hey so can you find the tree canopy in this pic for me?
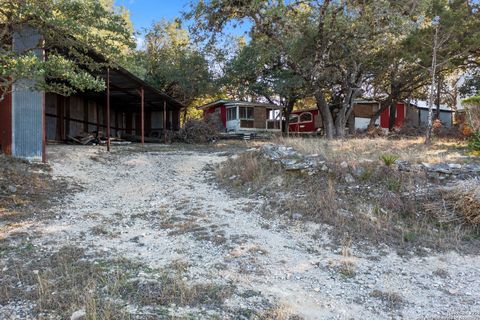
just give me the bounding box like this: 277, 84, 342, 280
0, 0, 135, 101
187, 0, 480, 138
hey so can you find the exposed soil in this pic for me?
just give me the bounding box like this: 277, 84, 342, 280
1, 143, 480, 319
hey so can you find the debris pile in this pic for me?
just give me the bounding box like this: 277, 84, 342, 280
68, 131, 131, 145
174, 119, 218, 144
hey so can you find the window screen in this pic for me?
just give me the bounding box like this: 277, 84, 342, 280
239, 106, 254, 119
226, 107, 237, 121
299, 112, 313, 122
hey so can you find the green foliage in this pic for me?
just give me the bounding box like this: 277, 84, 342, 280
187, 0, 480, 138
386, 179, 402, 193
380, 154, 400, 167
468, 131, 480, 153
403, 230, 417, 242
143, 20, 214, 118
0, 0, 135, 99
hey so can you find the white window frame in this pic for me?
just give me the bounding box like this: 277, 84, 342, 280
239, 106, 254, 120
298, 112, 313, 123
226, 107, 237, 121
289, 114, 299, 124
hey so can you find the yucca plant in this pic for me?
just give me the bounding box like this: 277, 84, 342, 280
380, 154, 399, 167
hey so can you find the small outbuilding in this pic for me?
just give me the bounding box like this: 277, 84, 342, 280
198, 99, 283, 134
0, 26, 184, 161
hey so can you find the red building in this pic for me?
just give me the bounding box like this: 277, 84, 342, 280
288, 101, 412, 134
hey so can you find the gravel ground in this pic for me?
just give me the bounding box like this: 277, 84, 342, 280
1, 143, 480, 319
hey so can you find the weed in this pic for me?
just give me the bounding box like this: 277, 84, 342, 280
370, 289, 405, 309
403, 230, 417, 242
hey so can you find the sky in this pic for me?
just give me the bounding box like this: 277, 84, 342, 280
114, 0, 251, 49
114, 0, 192, 32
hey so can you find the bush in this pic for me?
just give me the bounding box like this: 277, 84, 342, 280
174, 119, 218, 144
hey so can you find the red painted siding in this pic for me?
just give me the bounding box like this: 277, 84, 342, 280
289, 109, 319, 133
380, 103, 406, 129
0, 89, 12, 155
203, 104, 227, 127
395, 103, 405, 127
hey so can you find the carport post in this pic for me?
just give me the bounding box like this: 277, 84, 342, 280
141, 86, 145, 146
106, 68, 111, 152
163, 100, 167, 144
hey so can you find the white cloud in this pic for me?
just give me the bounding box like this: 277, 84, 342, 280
135, 36, 145, 50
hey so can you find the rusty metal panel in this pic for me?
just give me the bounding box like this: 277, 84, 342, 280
0, 89, 13, 155
11, 25, 44, 159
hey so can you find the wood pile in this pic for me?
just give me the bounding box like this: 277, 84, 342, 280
67, 131, 131, 145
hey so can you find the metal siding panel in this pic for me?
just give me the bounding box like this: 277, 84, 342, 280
12, 25, 44, 159
439, 112, 452, 128
12, 79, 43, 158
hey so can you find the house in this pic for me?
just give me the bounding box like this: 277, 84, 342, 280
412, 101, 454, 128
0, 26, 184, 161
288, 100, 453, 134
197, 99, 283, 134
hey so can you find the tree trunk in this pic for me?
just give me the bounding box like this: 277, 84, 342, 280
315, 91, 334, 139
283, 98, 296, 136
425, 25, 439, 145
388, 99, 397, 131
435, 75, 442, 120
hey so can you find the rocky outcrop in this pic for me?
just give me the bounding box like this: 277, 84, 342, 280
260, 144, 327, 174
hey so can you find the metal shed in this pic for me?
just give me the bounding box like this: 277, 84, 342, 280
0, 27, 184, 162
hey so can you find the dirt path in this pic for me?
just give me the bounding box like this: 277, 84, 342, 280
7, 144, 480, 319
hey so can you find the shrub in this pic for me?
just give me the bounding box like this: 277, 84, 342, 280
468, 130, 480, 152
380, 154, 399, 166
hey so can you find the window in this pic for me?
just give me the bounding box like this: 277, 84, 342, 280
289, 114, 299, 124
299, 112, 313, 123
239, 106, 254, 119
226, 107, 237, 121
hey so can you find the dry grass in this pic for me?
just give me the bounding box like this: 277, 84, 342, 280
0, 155, 73, 225
0, 244, 234, 319
425, 178, 480, 226
276, 137, 471, 164
216, 144, 480, 253
370, 289, 405, 309
216, 151, 283, 188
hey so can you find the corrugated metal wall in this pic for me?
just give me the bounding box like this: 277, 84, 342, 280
12, 25, 44, 159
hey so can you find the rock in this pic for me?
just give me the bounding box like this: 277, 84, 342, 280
448, 163, 462, 170
345, 173, 355, 184
340, 161, 349, 169
292, 213, 303, 220
7, 185, 17, 193
352, 166, 366, 178
396, 160, 411, 172
432, 163, 451, 174
70, 309, 86, 320
320, 165, 328, 171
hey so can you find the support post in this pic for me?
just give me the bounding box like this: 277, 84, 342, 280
42, 92, 46, 163
141, 86, 144, 145
163, 100, 167, 144
106, 68, 111, 152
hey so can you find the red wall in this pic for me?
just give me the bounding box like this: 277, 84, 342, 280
0, 90, 12, 155
289, 109, 319, 133
203, 104, 227, 127
380, 103, 406, 129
